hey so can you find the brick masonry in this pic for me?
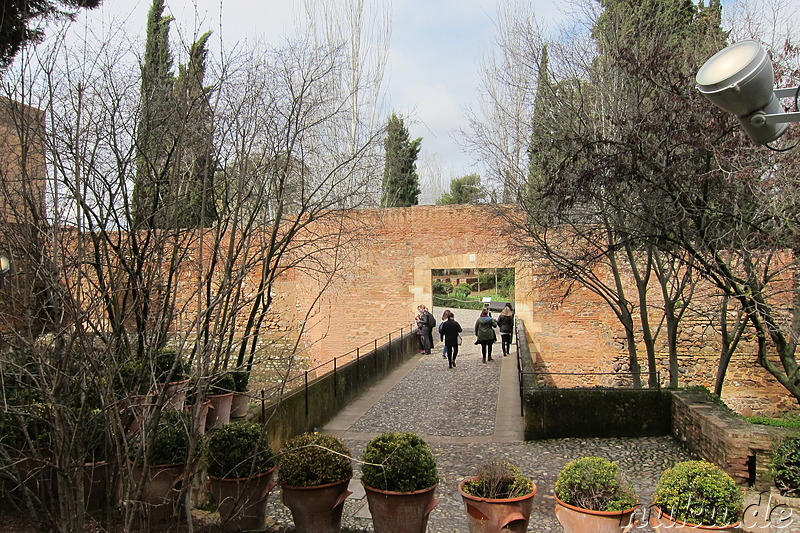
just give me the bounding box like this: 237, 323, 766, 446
284, 205, 796, 418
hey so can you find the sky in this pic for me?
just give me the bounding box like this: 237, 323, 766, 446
62, 0, 573, 203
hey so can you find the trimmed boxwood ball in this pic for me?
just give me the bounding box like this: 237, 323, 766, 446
461, 460, 535, 499
209, 372, 236, 395
361, 432, 438, 493
206, 421, 274, 479
277, 432, 353, 487
772, 436, 800, 497
130, 410, 192, 466
555, 456, 637, 512
653, 460, 743, 526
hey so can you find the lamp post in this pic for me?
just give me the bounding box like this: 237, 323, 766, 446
696, 40, 800, 146
0, 255, 9, 288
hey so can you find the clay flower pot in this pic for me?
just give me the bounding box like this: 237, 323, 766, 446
208, 468, 276, 532
281, 478, 352, 533
205, 392, 234, 430
649, 505, 741, 532
458, 477, 537, 533
230, 391, 249, 418
554, 494, 639, 533
363, 482, 439, 533
131, 463, 185, 520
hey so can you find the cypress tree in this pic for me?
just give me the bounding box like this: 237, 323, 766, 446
133, 0, 176, 228
381, 113, 421, 207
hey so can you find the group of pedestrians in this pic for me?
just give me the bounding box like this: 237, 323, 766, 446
415, 303, 515, 368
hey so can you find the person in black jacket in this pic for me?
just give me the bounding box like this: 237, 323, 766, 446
416, 305, 434, 354
439, 310, 463, 368
497, 303, 514, 356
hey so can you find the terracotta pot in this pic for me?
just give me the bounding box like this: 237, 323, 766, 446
230, 391, 249, 418
362, 482, 439, 533
131, 463, 185, 520
183, 400, 211, 435
649, 505, 741, 531
122, 394, 151, 434
554, 494, 639, 533
83, 460, 120, 515
458, 478, 537, 533
281, 478, 352, 533
155, 378, 190, 411
208, 468, 276, 532
205, 392, 234, 431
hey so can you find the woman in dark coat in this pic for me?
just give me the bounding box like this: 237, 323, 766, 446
497, 303, 514, 357
474, 308, 498, 363
439, 310, 462, 368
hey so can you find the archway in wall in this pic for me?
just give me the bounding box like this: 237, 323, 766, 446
431, 267, 515, 311
410, 253, 537, 339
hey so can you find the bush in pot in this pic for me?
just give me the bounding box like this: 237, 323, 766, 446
129, 410, 194, 520
553, 456, 638, 532
277, 432, 353, 533
205, 420, 275, 531
205, 372, 236, 430
360, 432, 439, 533
229, 369, 250, 418
771, 435, 800, 497
458, 460, 537, 533
651, 460, 743, 530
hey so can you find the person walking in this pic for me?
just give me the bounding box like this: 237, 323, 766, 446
474, 308, 498, 363
439, 310, 463, 368
438, 309, 451, 359
416, 304, 434, 355
497, 303, 514, 357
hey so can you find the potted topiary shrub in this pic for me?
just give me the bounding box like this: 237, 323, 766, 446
129, 410, 194, 521
277, 432, 354, 533
205, 420, 275, 532
360, 432, 439, 533
458, 459, 537, 533
205, 372, 236, 431
650, 460, 743, 531
553, 456, 639, 533
152, 349, 190, 410
229, 369, 250, 419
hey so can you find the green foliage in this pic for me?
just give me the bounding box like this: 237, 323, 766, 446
277, 432, 353, 487
141, 410, 192, 466
154, 349, 188, 382
84, 409, 107, 463
455, 283, 472, 297
435, 174, 486, 205
432, 279, 454, 295
209, 372, 236, 395
555, 456, 637, 512
0, 380, 50, 450
748, 415, 800, 429
230, 369, 250, 393
496, 269, 515, 299
381, 113, 422, 208
771, 436, 800, 497
653, 460, 742, 526
206, 421, 274, 479
461, 460, 535, 500
361, 432, 438, 492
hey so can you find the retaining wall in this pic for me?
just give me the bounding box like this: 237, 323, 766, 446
256, 330, 419, 450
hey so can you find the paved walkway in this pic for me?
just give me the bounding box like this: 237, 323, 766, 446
264, 307, 768, 532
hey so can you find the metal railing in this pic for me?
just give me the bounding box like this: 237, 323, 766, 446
256, 326, 414, 413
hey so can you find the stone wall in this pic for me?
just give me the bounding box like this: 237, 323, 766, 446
671, 390, 789, 488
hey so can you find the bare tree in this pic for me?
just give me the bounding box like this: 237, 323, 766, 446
0, 12, 380, 531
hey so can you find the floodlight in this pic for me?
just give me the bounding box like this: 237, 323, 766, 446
0, 255, 9, 288
696, 40, 800, 146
